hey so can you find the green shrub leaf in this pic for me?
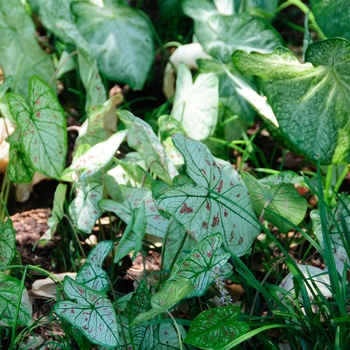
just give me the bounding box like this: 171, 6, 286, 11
7, 76, 67, 179
55, 276, 119, 347
152, 134, 259, 256
0, 219, 16, 271
76, 241, 114, 292
233, 40, 350, 164
72, 0, 154, 89
183, 306, 248, 349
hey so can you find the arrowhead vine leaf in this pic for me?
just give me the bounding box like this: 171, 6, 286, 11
76, 241, 114, 292
183, 306, 248, 349
7, 75, 67, 179
55, 276, 119, 347
152, 134, 260, 256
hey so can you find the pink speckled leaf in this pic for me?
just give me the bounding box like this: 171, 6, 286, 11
152, 134, 259, 256
55, 276, 119, 347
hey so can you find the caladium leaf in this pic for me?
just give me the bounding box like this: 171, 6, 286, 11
152, 134, 260, 257
55, 276, 119, 347
7, 76, 67, 179
70, 130, 128, 181
128, 280, 159, 350
242, 172, 307, 232
69, 181, 102, 233
0, 273, 32, 327
233, 39, 350, 164
6, 128, 35, 183
183, 306, 248, 349
0, 219, 16, 271
171, 63, 219, 140
311, 194, 350, 271
118, 110, 178, 184
155, 323, 187, 349
72, 0, 154, 89
76, 241, 114, 292
310, 0, 350, 40
182, 0, 283, 62
114, 201, 146, 263
0, 0, 55, 97
41, 183, 67, 243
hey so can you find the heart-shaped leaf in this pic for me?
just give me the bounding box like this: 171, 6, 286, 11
0, 0, 54, 97
69, 181, 102, 233
6, 128, 35, 183
7, 76, 67, 179
242, 172, 307, 232
310, 0, 350, 40
156, 323, 188, 349
72, 0, 154, 89
118, 110, 178, 184
40, 183, 67, 243
70, 130, 128, 181
171, 63, 219, 140
152, 134, 260, 257
0, 273, 32, 327
233, 39, 350, 164
0, 219, 16, 271
183, 306, 248, 349
76, 241, 114, 292
55, 276, 119, 347
114, 201, 146, 263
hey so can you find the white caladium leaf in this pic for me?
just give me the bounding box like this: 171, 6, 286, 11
171, 63, 219, 140
72, 0, 154, 89
152, 134, 260, 257
0, 219, 16, 271
76, 241, 114, 292
118, 110, 178, 184
55, 276, 119, 347
69, 181, 102, 233
114, 201, 146, 263
311, 194, 350, 273
0, 273, 32, 327
233, 39, 350, 164
41, 184, 67, 243
0, 0, 54, 97
7, 76, 67, 179
183, 306, 248, 349
242, 172, 307, 232
100, 186, 169, 238
70, 130, 127, 181
155, 323, 187, 350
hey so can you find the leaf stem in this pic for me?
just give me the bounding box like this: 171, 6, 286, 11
165, 309, 183, 350
49, 50, 78, 87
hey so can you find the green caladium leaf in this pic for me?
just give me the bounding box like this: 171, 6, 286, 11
152, 134, 260, 257
259, 171, 304, 186
183, 306, 248, 349
40, 184, 67, 243
310, 0, 350, 40
182, 0, 283, 62
0, 273, 32, 327
69, 181, 102, 233
114, 201, 146, 263
70, 130, 128, 181
242, 172, 307, 232
76, 241, 114, 292
0, 0, 55, 97
29, 0, 107, 109
6, 128, 35, 183
76, 94, 123, 147
72, 0, 154, 89
171, 63, 219, 140
245, 0, 279, 18
54, 276, 119, 347
197, 59, 255, 124
128, 280, 159, 349
311, 194, 350, 269
118, 110, 178, 184
132, 278, 194, 325
233, 39, 350, 164
155, 323, 187, 349
0, 219, 16, 271
7, 76, 67, 179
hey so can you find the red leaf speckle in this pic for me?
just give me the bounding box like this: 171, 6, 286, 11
180, 202, 193, 214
